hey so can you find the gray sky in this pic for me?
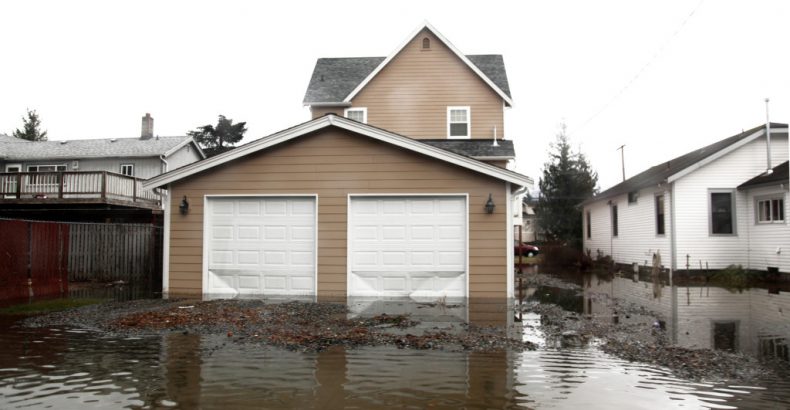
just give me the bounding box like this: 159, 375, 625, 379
1, 0, 787, 190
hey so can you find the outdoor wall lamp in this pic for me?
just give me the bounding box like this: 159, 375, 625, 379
179, 196, 189, 215
484, 194, 495, 214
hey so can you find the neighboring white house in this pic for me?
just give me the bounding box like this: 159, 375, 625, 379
582, 123, 789, 274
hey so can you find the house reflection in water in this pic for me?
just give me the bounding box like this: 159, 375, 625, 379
583, 274, 790, 360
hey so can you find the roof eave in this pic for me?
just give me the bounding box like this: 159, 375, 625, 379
303, 102, 353, 108
144, 115, 533, 190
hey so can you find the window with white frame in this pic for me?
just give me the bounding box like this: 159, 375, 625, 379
28, 165, 66, 172
757, 196, 784, 223
710, 190, 736, 235
344, 107, 367, 123
120, 164, 135, 177
447, 106, 470, 138
655, 194, 665, 235
611, 204, 618, 237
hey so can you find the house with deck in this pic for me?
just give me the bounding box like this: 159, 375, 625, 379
582, 123, 789, 276
0, 114, 204, 222
144, 22, 533, 300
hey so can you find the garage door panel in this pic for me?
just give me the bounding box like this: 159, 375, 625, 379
349, 196, 467, 297
206, 197, 316, 296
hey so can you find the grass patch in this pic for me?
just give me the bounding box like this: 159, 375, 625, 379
0, 298, 105, 316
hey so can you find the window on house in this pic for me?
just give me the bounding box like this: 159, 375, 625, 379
447, 106, 470, 138
120, 164, 135, 177
628, 191, 638, 204
586, 210, 591, 239
422, 37, 430, 49
710, 191, 735, 234
611, 204, 618, 237
344, 107, 367, 123
757, 197, 784, 223
28, 165, 66, 172
655, 194, 665, 235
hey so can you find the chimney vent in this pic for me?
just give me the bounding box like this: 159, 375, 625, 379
141, 113, 154, 140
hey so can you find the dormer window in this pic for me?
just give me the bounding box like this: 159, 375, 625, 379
447, 106, 470, 139
422, 37, 430, 49
344, 107, 367, 123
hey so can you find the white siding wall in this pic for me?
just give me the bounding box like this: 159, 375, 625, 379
167, 143, 202, 171
673, 134, 788, 270
744, 185, 790, 272
583, 185, 671, 268
17, 157, 162, 179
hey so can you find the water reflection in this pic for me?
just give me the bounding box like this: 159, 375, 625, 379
582, 273, 790, 359
0, 289, 789, 408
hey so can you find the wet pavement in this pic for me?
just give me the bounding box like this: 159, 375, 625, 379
1, 273, 789, 409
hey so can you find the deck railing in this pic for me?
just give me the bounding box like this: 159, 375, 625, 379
0, 171, 160, 205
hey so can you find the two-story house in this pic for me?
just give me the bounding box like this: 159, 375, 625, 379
144, 22, 533, 300
0, 113, 204, 222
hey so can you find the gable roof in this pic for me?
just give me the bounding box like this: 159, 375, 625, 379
581, 123, 788, 206
0, 134, 25, 143
738, 160, 789, 190
303, 22, 512, 106
0, 135, 204, 161
144, 114, 533, 190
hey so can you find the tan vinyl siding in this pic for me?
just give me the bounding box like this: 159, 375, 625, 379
334, 29, 505, 139
167, 127, 508, 298
310, 106, 343, 118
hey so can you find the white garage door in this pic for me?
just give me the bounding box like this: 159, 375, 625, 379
348, 196, 467, 298
205, 197, 316, 296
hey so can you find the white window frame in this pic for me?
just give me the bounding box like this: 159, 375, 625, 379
120, 163, 135, 177
447, 106, 471, 139
5, 163, 22, 173
344, 107, 367, 124
27, 164, 66, 172
709, 189, 737, 236
655, 193, 666, 236
755, 194, 785, 224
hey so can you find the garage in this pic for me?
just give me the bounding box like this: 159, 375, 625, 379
204, 196, 316, 296
348, 196, 467, 298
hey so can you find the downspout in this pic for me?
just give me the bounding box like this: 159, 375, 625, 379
669, 180, 678, 344
160, 154, 169, 174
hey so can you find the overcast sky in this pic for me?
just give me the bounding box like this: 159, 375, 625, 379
1, 0, 787, 190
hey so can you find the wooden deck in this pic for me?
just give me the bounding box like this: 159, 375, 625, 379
0, 171, 161, 209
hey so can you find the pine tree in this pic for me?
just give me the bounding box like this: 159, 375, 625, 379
13, 109, 48, 141
537, 124, 598, 248
187, 115, 247, 157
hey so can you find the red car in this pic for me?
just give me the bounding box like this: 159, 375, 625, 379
514, 242, 540, 257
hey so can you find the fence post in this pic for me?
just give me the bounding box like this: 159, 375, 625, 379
58, 172, 65, 198
101, 172, 107, 199
133, 178, 137, 202
15, 173, 22, 198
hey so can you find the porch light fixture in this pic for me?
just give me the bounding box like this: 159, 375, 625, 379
484, 194, 495, 214
179, 196, 189, 215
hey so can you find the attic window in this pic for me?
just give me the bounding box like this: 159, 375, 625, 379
628, 191, 638, 204
422, 37, 430, 49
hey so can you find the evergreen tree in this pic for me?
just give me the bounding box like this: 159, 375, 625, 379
537, 124, 598, 248
13, 109, 48, 141
187, 115, 247, 157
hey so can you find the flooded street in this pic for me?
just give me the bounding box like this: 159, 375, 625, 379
1, 274, 789, 409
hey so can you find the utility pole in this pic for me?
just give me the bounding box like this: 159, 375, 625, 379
617, 144, 626, 181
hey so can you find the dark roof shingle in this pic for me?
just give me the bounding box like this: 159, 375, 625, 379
0, 136, 193, 161
738, 161, 789, 189
421, 139, 514, 159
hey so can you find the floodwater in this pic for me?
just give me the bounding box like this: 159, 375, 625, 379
0, 275, 789, 409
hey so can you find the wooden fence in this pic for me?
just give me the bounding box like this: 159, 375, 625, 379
0, 219, 162, 301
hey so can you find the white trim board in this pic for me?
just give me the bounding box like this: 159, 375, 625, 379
144, 115, 533, 190
343, 21, 513, 107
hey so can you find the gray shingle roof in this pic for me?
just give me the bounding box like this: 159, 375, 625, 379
581, 123, 787, 206
738, 160, 789, 189
303, 54, 511, 104
0, 136, 192, 161
421, 139, 515, 159
0, 134, 27, 143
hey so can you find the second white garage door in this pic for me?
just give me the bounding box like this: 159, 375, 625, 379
348, 196, 467, 298
204, 196, 316, 296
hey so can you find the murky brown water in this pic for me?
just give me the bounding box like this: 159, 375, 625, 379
1, 276, 790, 409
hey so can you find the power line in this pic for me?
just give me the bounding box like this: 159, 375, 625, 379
568, 0, 705, 137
